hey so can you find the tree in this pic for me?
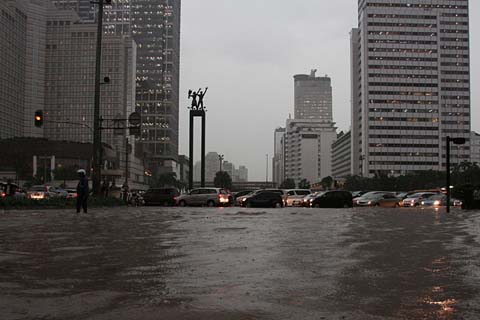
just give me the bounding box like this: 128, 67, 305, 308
280, 178, 295, 189
298, 179, 310, 189
320, 176, 333, 190
214, 171, 232, 189
155, 172, 184, 189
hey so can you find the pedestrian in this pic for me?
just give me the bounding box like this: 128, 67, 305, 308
76, 169, 89, 214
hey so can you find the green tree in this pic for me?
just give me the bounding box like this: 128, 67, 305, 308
155, 172, 184, 189
320, 176, 333, 190
298, 179, 310, 189
280, 178, 296, 189
214, 171, 232, 189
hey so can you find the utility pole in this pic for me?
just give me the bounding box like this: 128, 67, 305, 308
92, 0, 108, 195
446, 136, 466, 213
125, 137, 129, 187
219, 154, 224, 172
265, 154, 268, 188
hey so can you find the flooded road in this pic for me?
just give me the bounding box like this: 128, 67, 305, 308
1, 207, 480, 319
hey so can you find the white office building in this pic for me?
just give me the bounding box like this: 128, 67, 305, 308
351, 0, 471, 177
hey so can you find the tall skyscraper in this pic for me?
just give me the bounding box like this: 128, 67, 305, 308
283, 71, 337, 184
272, 127, 285, 185
351, 0, 471, 177
0, 0, 27, 139
50, 0, 182, 176
294, 70, 333, 121
130, 1, 181, 175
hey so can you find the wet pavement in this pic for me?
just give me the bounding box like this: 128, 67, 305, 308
1, 206, 480, 320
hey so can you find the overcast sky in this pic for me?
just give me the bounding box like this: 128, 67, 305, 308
179, 0, 479, 181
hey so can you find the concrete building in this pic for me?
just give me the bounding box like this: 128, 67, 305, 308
0, 0, 27, 139
351, 0, 471, 177
294, 70, 333, 121
284, 118, 337, 184
471, 131, 480, 165
236, 165, 248, 182
130, 0, 181, 175
283, 71, 337, 184
332, 131, 352, 178
272, 127, 285, 186
22, 0, 48, 138
50, 0, 182, 177
43, 7, 145, 187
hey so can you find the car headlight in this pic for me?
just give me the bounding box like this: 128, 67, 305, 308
368, 201, 372, 205
433, 200, 441, 206
421, 201, 425, 205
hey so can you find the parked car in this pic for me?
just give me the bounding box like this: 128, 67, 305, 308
285, 189, 312, 206
353, 191, 389, 206
65, 188, 78, 199
53, 187, 68, 198
27, 185, 58, 200
356, 192, 400, 207
310, 191, 353, 208
241, 191, 284, 208
235, 191, 255, 206
420, 194, 462, 207
402, 192, 439, 207
233, 190, 255, 199
143, 188, 180, 206
176, 188, 230, 207
301, 192, 321, 207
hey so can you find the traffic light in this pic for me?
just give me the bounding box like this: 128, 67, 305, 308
34, 110, 43, 128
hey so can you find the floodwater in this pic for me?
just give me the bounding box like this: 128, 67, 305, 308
1, 206, 480, 319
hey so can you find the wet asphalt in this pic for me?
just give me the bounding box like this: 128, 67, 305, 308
1, 206, 480, 320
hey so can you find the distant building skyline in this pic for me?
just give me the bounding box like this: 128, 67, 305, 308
294, 70, 333, 122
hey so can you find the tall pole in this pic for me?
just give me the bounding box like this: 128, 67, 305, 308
189, 112, 194, 190
446, 136, 451, 213
201, 114, 206, 187
92, 0, 105, 195
266, 154, 268, 187
125, 137, 129, 186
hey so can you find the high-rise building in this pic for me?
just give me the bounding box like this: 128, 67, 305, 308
471, 131, 480, 165
351, 0, 471, 177
236, 165, 248, 182
0, 0, 27, 139
22, 0, 48, 138
49, 0, 182, 177
130, 1, 181, 175
294, 70, 333, 121
284, 71, 337, 184
272, 127, 285, 185
332, 131, 352, 178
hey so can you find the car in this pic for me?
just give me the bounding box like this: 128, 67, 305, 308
310, 190, 353, 208
176, 188, 230, 207
356, 192, 400, 207
402, 192, 439, 207
301, 192, 322, 207
353, 191, 389, 206
233, 190, 256, 199
420, 194, 462, 207
241, 191, 284, 208
53, 187, 68, 198
285, 189, 312, 206
143, 188, 180, 206
65, 188, 78, 199
27, 185, 58, 200
235, 191, 256, 206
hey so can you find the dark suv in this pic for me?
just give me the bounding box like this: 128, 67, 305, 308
143, 188, 180, 206
310, 191, 353, 208
242, 191, 284, 208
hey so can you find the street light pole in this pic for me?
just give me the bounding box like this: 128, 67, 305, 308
218, 154, 224, 172
446, 136, 466, 213
446, 136, 451, 213
266, 154, 268, 188
92, 0, 106, 196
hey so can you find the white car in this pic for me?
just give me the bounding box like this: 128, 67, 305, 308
285, 189, 312, 206
27, 185, 58, 200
